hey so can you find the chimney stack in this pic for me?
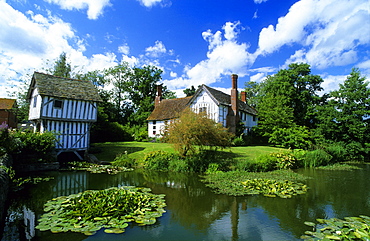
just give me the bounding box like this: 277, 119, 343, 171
155, 84, 163, 107
230, 74, 239, 133
240, 91, 247, 103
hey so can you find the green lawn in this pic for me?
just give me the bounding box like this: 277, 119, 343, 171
91, 142, 284, 162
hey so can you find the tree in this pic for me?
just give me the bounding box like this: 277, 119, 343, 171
163, 108, 233, 156
255, 63, 324, 137
316, 68, 370, 159
183, 86, 196, 97
50, 52, 72, 78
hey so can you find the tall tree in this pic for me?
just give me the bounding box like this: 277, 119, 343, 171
317, 68, 369, 159
51, 52, 72, 78
183, 86, 196, 97
256, 63, 324, 134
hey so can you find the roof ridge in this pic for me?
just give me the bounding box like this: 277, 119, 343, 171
34, 71, 87, 82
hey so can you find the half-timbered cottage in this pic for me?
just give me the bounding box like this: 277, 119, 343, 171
0, 98, 17, 128
147, 74, 258, 138
27, 72, 102, 159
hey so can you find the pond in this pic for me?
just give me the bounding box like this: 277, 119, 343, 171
1, 165, 369, 241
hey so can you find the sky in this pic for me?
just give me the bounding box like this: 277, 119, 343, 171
0, 0, 369, 98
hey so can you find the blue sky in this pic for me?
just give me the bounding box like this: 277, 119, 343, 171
1, 0, 369, 98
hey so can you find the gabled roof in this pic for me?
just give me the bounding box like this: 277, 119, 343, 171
190, 85, 258, 116
27, 72, 102, 102
0, 98, 17, 110
147, 96, 192, 121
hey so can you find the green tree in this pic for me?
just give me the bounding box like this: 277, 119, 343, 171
183, 86, 196, 97
255, 63, 324, 139
317, 68, 370, 160
51, 52, 72, 78
163, 108, 233, 156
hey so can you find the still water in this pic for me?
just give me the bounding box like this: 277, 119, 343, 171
2, 165, 369, 241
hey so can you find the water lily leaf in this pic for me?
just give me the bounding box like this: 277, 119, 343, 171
104, 228, 125, 234
83, 231, 97, 236
304, 222, 316, 227
324, 234, 341, 240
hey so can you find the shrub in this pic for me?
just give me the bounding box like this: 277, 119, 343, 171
268, 125, 312, 150
112, 151, 136, 168
272, 152, 298, 170
323, 143, 347, 163
91, 122, 132, 143
232, 135, 245, 146
303, 149, 332, 167
141, 150, 174, 171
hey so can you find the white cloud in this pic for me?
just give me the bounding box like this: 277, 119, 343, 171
44, 0, 111, 20
118, 44, 130, 55
145, 40, 167, 58
137, 0, 163, 7
319, 74, 347, 94
253, 0, 268, 3
257, 0, 370, 70
165, 21, 256, 90
0, 1, 119, 97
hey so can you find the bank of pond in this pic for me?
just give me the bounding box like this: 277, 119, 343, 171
1, 161, 369, 241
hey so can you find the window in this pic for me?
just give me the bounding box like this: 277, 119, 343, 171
33, 96, 37, 108
153, 126, 156, 129
54, 100, 63, 109
253, 116, 257, 122
153, 131, 156, 135
199, 107, 207, 113
153, 121, 156, 125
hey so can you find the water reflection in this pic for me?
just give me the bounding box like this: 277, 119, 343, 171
1, 165, 369, 241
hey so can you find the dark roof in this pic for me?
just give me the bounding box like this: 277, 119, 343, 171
147, 97, 192, 121
27, 72, 102, 102
190, 85, 258, 116
0, 98, 16, 110
147, 85, 257, 121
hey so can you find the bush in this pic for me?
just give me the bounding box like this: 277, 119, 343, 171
324, 143, 347, 163
91, 121, 132, 143
303, 149, 332, 167
141, 150, 174, 171
268, 125, 312, 150
112, 151, 136, 168
232, 135, 246, 146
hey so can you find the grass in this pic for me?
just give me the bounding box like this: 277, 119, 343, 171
91, 141, 284, 163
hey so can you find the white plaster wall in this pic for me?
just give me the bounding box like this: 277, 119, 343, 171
28, 88, 42, 120
148, 120, 166, 138
189, 90, 219, 124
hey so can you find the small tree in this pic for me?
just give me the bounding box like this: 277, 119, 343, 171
163, 108, 234, 156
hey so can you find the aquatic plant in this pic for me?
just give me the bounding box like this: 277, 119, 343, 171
241, 178, 308, 198
202, 169, 309, 197
36, 186, 166, 235
68, 161, 132, 174
302, 215, 370, 240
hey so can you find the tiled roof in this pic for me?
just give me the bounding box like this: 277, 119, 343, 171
147, 96, 192, 121
27, 72, 102, 102
0, 98, 16, 110
193, 85, 258, 116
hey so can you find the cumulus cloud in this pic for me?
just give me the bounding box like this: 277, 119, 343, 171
145, 41, 167, 58
257, 0, 370, 69
43, 0, 111, 20
253, 0, 268, 3
0, 1, 118, 97
165, 21, 256, 90
137, 0, 165, 7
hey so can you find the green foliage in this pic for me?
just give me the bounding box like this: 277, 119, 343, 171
323, 143, 347, 163
91, 121, 132, 143
316, 68, 369, 161
36, 186, 166, 235
241, 178, 308, 198
47, 52, 72, 78
141, 150, 175, 171
303, 149, 332, 168
164, 108, 233, 156
202, 169, 309, 196
302, 215, 370, 240
125, 124, 149, 142
232, 135, 246, 146
112, 151, 136, 168
183, 85, 197, 97
67, 161, 132, 174
1, 129, 56, 163
268, 125, 312, 149
255, 63, 324, 135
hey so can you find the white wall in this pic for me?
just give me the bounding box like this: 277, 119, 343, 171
28, 88, 42, 120
189, 90, 219, 124
148, 120, 166, 138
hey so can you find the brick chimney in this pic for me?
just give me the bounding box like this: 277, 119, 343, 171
230, 74, 239, 133
240, 91, 247, 103
155, 84, 163, 107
